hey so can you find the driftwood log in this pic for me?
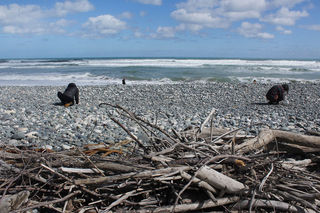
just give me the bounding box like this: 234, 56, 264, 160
0, 104, 319, 212
235, 129, 320, 153
196, 165, 246, 193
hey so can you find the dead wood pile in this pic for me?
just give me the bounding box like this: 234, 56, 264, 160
1, 103, 320, 213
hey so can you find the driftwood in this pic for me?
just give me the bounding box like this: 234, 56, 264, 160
60, 167, 104, 174
281, 159, 313, 171
74, 166, 192, 185
273, 142, 320, 154
196, 165, 246, 193
0, 104, 319, 212
0, 191, 29, 213
235, 129, 320, 153
95, 161, 140, 172
233, 199, 317, 213
142, 196, 240, 213
180, 171, 217, 194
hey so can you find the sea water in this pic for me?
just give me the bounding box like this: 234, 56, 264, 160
0, 58, 319, 86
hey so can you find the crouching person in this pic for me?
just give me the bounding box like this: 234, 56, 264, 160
266, 84, 289, 105
57, 83, 79, 107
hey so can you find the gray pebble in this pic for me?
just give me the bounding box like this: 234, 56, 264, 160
11, 132, 25, 140
0, 82, 319, 149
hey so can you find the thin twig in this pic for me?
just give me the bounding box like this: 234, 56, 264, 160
77, 148, 106, 176
249, 189, 256, 213
259, 163, 274, 192
212, 122, 262, 144
198, 108, 216, 134
101, 189, 137, 213
108, 115, 148, 153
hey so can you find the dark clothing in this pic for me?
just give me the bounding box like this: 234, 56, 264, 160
57, 83, 79, 105
266, 85, 286, 104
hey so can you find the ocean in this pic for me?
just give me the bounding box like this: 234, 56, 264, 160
0, 58, 320, 86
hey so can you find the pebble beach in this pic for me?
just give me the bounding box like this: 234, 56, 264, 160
1, 82, 320, 150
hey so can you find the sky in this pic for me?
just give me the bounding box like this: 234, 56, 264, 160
0, 0, 320, 59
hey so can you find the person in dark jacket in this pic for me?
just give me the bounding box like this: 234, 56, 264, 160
57, 83, 79, 107
266, 84, 289, 104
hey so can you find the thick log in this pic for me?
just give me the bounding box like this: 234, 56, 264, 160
196, 165, 246, 193
180, 171, 217, 194
267, 142, 320, 154
95, 162, 140, 172
235, 129, 320, 153
273, 130, 320, 147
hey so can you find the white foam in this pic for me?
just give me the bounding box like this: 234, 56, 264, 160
0, 72, 177, 86
1, 58, 320, 86
85, 58, 320, 69
1, 58, 320, 70
236, 76, 320, 83
0, 59, 86, 69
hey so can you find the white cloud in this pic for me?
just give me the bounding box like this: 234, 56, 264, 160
134, 0, 162, 6
176, 23, 203, 32
238, 22, 274, 39
221, 0, 267, 20
55, 0, 94, 16
0, 0, 314, 40
173, 0, 224, 30
221, 0, 267, 12
3, 25, 45, 34
155, 0, 309, 39
151, 26, 176, 38
262, 7, 308, 26
176, 0, 217, 12
54, 19, 73, 27
50, 19, 75, 34
171, 9, 229, 29
83, 14, 126, 37
0, 1, 93, 35
257, 32, 274, 39
2, 18, 72, 35
0, 4, 44, 25
224, 11, 260, 21
276, 26, 292, 34
0, 3, 53, 34
170, 0, 268, 35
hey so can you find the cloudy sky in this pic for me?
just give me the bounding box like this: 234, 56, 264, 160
0, 0, 319, 59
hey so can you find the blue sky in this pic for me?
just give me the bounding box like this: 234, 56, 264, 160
0, 0, 320, 59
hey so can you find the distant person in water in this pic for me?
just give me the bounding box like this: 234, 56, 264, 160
57, 83, 79, 107
266, 84, 289, 105
122, 78, 126, 85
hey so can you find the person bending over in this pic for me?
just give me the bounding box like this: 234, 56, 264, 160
266, 84, 289, 105
57, 83, 79, 107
